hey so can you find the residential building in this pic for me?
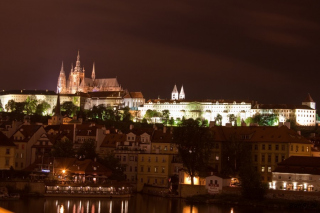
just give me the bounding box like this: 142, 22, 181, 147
210, 125, 313, 182
137, 127, 182, 192
0, 132, 15, 170
11, 125, 46, 170
272, 156, 320, 191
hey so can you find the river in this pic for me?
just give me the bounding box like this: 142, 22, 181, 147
0, 194, 316, 213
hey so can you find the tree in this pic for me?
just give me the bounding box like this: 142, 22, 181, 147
227, 114, 236, 124
35, 101, 51, 115
121, 107, 132, 122
51, 139, 74, 157
98, 154, 126, 181
239, 143, 267, 200
162, 110, 170, 125
61, 101, 78, 117
77, 139, 98, 160
15, 102, 26, 114
173, 118, 214, 185
168, 117, 175, 126
24, 96, 38, 115
0, 100, 3, 112
252, 114, 278, 126
215, 114, 222, 126
5, 100, 16, 112
221, 133, 247, 176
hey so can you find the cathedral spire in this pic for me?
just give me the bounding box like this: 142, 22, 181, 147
179, 85, 185, 100
171, 84, 179, 100
54, 92, 61, 116
75, 50, 81, 70
60, 61, 65, 74
91, 62, 96, 81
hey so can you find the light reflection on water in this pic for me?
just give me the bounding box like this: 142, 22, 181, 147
2, 194, 317, 213
52, 199, 125, 213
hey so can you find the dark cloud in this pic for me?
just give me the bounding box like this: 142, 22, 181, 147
0, 0, 320, 106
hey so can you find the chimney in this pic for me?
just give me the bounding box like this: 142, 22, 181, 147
297, 131, 301, 136
130, 124, 134, 130
163, 126, 167, 133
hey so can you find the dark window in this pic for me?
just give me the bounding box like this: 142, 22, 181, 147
268, 155, 271, 163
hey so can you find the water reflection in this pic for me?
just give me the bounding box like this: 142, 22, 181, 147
182, 205, 198, 213
2, 194, 312, 213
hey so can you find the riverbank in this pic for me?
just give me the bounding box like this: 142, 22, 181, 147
185, 193, 320, 210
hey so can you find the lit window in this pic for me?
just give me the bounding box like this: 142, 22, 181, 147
268, 167, 272, 172
261, 167, 265, 172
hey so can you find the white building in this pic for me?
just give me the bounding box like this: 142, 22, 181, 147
138, 86, 316, 127
272, 156, 320, 191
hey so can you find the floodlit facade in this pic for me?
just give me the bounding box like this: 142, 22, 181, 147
139, 87, 316, 127
272, 156, 320, 191
57, 51, 122, 94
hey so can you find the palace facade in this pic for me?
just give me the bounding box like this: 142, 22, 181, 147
138, 85, 316, 126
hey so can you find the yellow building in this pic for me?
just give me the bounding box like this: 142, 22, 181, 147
0, 132, 15, 170
210, 126, 313, 182
137, 127, 182, 192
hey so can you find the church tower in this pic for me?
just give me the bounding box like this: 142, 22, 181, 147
68, 51, 85, 94
302, 93, 316, 110
57, 62, 67, 94
91, 62, 96, 81
50, 92, 63, 125
179, 85, 185, 100
171, 85, 179, 100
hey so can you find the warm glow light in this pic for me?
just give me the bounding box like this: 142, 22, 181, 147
62, 169, 66, 174
59, 204, 64, 213
183, 206, 198, 213
184, 176, 199, 185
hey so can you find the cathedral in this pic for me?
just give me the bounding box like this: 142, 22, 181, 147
57, 51, 122, 94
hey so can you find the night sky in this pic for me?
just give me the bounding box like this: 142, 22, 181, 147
1, 1, 320, 106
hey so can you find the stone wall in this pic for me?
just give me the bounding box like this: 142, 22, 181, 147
179, 184, 207, 198
0, 181, 45, 195
266, 189, 320, 201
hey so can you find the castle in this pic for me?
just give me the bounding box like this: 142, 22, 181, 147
57, 51, 122, 94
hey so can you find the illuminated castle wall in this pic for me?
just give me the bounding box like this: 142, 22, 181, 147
138, 86, 316, 127
57, 51, 122, 94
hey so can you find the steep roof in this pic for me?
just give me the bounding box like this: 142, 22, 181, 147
11, 125, 42, 141
146, 99, 252, 104
252, 104, 313, 110
273, 156, 320, 175
100, 133, 126, 148
0, 132, 15, 146
210, 126, 311, 144
151, 129, 173, 143
303, 93, 314, 102
130, 92, 143, 98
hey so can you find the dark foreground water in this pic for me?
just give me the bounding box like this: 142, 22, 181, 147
0, 194, 317, 213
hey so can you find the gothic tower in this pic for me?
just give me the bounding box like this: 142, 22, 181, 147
171, 84, 179, 100
57, 62, 67, 93
68, 51, 85, 94
302, 93, 316, 110
91, 62, 96, 81
179, 85, 185, 100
